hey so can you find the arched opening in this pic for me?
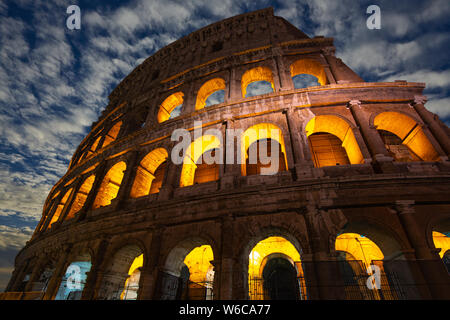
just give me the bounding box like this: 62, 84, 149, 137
64, 174, 95, 220
374, 112, 440, 161
180, 135, 221, 187
308, 132, 351, 167
305, 115, 364, 166
157, 92, 184, 123
337, 220, 418, 300
241, 66, 275, 98
290, 58, 327, 86
101, 121, 122, 149
54, 252, 92, 300
97, 245, 143, 300
92, 161, 127, 209
432, 231, 450, 273
130, 148, 168, 198
48, 188, 73, 229
245, 139, 287, 176
195, 78, 226, 110
84, 136, 102, 160
292, 74, 321, 89
241, 123, 288, 176
156, 239, 215, 300
248, 236, 306, 300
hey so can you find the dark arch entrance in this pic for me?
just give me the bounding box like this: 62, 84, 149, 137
262, 257, 299, 300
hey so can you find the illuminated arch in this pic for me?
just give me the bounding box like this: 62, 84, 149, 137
432, 231, 450, 259
102, 121, 122, 148
248, 236, 305, 300
48, 188, 73, 229
195, 78, 226, 110
180, 135, 221, 187
240, 123, 288, 176
241, 66, 275, 98
305, 115, 364, 166
92, 161, 127, 209
97, 244, 144, 300
162, 238, 215, 300
335, 233, 384, 267
374, 111, 440, 161
157, 92, 184, 123
65, 174, 96, 220
130, 148, 168, 198
290, 58, 327, 86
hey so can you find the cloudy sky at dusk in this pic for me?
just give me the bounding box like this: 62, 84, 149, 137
0, 0, 449, 291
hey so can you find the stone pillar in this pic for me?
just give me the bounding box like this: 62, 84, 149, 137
348, 100, 391, 161
303, 205, 346, 299
218, 216, 234, 299
8, 260, 32, 292
221, 117, 240, 189
411, 95, 450, 158
138, 228, 163, 300
181, 82, 196, 115
114, 150, 140, 209
81, 240, 109, 300
42, 246, 72, 300
158, 143, 182, 201
395, 200, 450, 299
228, 67, 242, 101
283, 107, 314, 179
77, 163, 108, 221
272, 47, 294, 91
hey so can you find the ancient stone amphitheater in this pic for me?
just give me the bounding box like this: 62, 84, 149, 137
3, 8, 450, 300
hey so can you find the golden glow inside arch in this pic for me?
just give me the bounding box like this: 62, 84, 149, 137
130, 148, 168, 198
432, 231, 450, 258
184, 245, 214, 284
65, 174, 95, 220
290, 58, 327, 86
48, 188, 73, 228
195, 78, 226, 110
241, 66, 275, 98
102, 121, 122, 148
157, 92, 184, 123
248, 236, 303, 300
240, 123, 288, 176
121, 254, 143, 300
180, 134, 221, 187
92, 161, 127, 209
305, 115, 364, 165
335, 233, 384, 266
374, 111, 439, 161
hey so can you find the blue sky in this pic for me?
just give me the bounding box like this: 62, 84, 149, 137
0, 0, 449, 291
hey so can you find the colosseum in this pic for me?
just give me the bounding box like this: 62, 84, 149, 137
2, 8, 450, 301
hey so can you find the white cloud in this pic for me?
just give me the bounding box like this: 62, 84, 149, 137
0, 225, 34, 250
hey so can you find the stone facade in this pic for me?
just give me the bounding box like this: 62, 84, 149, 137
3, 8, 450, 300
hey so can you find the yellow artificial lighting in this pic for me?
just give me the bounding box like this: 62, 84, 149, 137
290, 58, 327, 86
305, 115, 364, 165
335, 233, 384, 267
158, 92, 184, 123
241, 66, 275, 98
183, 245, 214, 284
432, 231, 450, 258
92, 161, 126, 209
195, 78, 226, 110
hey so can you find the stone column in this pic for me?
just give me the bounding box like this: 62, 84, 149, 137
220, 117, 240, 189
228, 67, 242, 101
272, 47, 293, 91
114, 150, 140, 209
395, 200, 450, 299
77, 163, 108, 221
411, 95, 450, 158
348, 100, 391, 161
283, 107, 314, 179
81, 240, 109, 300
181, 82, 196, 115
138, 228, 163, 300
218, 216, 234, 299
303, 205, 346, 299
158, 143, 182, 201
